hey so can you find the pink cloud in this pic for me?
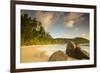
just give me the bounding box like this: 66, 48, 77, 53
64, 12, 84, 28
35, 11, 55, 30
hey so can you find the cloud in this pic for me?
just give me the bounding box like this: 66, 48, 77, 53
64, 12, 84, 28
35, 11, 56, 30
64, 20, 75, 27
81, 33, 89, 39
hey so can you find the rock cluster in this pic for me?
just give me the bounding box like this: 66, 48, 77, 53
48, 41, 89, 61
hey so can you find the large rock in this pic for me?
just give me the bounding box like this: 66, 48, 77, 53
66, 41, 89, 59
66, 41, 76, 57
48, 50, 68, 61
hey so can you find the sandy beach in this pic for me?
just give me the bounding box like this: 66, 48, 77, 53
21, 45, 49, 63
21, 44, 87, 63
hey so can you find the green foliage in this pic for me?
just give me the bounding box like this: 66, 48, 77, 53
54, 37, 89, 44
21, 14, 53, 45
72, 37, 89, 43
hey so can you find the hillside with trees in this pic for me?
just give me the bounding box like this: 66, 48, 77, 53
21, 14, 53, 45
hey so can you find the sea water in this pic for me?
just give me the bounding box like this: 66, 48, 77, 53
37, 43, 89, 57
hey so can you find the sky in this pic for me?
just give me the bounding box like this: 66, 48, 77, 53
21, 10, 90, 40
